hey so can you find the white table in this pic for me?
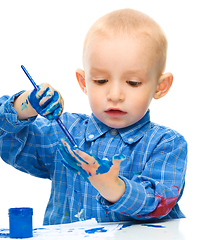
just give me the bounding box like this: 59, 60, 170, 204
0, 218, 197, 240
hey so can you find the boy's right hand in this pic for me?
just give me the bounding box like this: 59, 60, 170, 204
28, 83, 64, 120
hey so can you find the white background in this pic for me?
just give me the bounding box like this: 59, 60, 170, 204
0, 0, 198, 227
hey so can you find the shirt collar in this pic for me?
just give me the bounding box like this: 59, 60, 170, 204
86, 110, 151, 144
85, 114, 110, 141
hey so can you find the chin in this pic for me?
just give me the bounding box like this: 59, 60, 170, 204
96, 114, 134, 129
103, 120, 129, 129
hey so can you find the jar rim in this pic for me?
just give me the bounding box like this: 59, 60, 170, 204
9, 207, 33, 216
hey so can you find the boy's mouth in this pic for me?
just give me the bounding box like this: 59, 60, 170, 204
105, 108, 127, 117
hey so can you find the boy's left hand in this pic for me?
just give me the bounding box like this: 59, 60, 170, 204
58, 137, 126, 203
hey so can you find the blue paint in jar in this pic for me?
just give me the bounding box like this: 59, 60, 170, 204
9, 208, 33, 238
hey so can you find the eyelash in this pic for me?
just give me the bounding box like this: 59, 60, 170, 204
93, 80, 142, 87
94, 80, 108, 84
126, 81, 142, 87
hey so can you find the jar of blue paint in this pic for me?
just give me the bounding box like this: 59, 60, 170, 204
9, 207, 33, 238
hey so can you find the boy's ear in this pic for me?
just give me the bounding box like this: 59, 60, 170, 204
76, 68, 87, 95
153, 72, 173, 99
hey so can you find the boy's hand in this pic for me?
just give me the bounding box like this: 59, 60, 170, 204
28, 83, 64, 120
58, 137, 126, 203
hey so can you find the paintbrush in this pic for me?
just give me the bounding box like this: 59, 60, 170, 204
21, 65, 77, 147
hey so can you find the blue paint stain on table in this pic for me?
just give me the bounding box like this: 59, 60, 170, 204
0, 229, 9, 238
119, 223, 133, 230
142, 224, 165, 228
85, 227, 107, 234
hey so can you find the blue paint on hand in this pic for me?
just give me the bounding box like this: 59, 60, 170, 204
95, 156, 113, 175
94, 154, 125, 175
58, 136, 125, 181
21, 99, 29, 111
58, 140, 90, 182
28, 86, 63, 120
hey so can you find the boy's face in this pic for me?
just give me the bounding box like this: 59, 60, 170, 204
80, 36, 163, 129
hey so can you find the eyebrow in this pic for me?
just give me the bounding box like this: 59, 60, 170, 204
123, 69, 148, 75
90, 67, 147, 75
90, 68, 108, 74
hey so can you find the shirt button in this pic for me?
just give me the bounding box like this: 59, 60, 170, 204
128, 138, 134, 143
88, 134, 94, 139
110, 129, 118, 135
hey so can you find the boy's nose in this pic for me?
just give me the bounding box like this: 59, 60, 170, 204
107, 85, 125, 102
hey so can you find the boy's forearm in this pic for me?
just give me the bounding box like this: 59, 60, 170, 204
95, 177, 126, 204
13, 90, 38, 120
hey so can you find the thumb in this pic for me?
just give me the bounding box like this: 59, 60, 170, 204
112, 154, 126, 167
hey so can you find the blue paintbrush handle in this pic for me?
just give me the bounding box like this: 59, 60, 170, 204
56, 118, 76, 146
21, 65, 76, 146
21, 65, 39, 91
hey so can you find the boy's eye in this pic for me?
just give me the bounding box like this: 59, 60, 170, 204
94, 79, 108, 84
126, 81, 142, 87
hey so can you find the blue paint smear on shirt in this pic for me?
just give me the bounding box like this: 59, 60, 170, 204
142, 224, 165, 228
85, 227, 107, 234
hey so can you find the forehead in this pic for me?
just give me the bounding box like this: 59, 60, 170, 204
84, 35, 158, 76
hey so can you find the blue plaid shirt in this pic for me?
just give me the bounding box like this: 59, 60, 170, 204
0, 92, 187, 225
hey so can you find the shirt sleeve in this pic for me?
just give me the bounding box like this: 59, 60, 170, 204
0, 92, 36, 133
0, 93, 55, 179
97, 130, 187, 220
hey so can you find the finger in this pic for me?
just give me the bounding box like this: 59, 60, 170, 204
61, 137, 76, 155
40, 91, 60, 116
58, 143, 81, 166
60, 138, 76, 156
28, 89, 43, 113
43, 102, 63, 120
78, 168, 90, 182
61, 158, 79, 174
36, 84, 54, 100
59, 146, 88, 176
73, 149, 95, 165
39, 88, 54, 107
60, 138, 89, 165
40, 101, 59, 116
61, 158, 90, 182
72, 150, 89, 165
58, 144, 90, 182
61, 98, 64, 111
52, 100, 64, 119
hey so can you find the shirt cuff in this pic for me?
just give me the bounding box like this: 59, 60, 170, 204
0, 91, 37, 133
96, 176, 146, 217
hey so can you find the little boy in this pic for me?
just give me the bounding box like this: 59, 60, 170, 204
0, 9, 187, 225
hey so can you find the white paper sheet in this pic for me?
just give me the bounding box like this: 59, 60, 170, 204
32, 218, 121, 240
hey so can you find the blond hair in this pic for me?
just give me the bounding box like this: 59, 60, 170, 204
83, 8, 168, 75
